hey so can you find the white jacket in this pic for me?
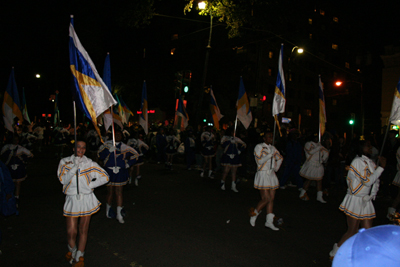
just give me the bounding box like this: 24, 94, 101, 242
57, 155, 109, 196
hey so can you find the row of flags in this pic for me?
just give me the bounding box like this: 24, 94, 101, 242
10, 16, 400, 143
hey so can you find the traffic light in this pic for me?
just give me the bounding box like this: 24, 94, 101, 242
349, 113, 355, 125
174, 71, 183, 92
182, 70, 192, 93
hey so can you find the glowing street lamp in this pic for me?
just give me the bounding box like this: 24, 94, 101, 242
198, 1, 206, 9
36, 74, 41, 78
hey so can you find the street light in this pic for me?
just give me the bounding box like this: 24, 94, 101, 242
335, 80, 364, 136
36, 74, 41, 78
287, 46, 304, 82
197, 1, 213, 125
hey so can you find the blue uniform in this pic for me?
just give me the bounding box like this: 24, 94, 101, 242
98, 141, 138, 186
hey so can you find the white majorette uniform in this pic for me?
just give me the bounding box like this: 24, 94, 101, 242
339, 155, 383, 220
57, 155, 109, 217
165, 135, 181, 156
253, 143, 283, 190
299, 141, 329, 180
392, 147, 400, 187
1, 144, 33, 182
220, 136, 246, 167
201, 131, 216, 157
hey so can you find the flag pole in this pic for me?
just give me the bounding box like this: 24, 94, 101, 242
73, 101, 79, 199
377, 118, 390, 166
234, 115, 238, 137
110, 107, 118, 167
272, 117, 277, 169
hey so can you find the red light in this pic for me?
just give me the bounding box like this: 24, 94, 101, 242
335, 81, 343, 87
42, 114, 46, 117
259, 95, 266, 101
48, 114, 52, 117
137, 110, 155, 114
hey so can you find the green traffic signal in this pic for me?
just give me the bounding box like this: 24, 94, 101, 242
184, 85, 189, 93
203, 119, 207, 122
349, 119, 354, 125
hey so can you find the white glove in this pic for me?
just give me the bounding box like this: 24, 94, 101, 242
125, 163, 130, 169
109, 146, 116, 153
74, 156, 82, 167
362, 195, 373, 202
238, 150, 241, 155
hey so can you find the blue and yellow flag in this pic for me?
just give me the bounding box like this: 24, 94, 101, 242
22, 87, 30, 124
319, 75, 327, 137
272, 43, 286, 116
69, 15, 116, 138
389, 77, 400, 125
210, 86, 223, 130
120, 95, 133, 122
236, 77, 252, 129
176, 95, 189, 129
139, 81, 148, 134
2, 68, 23, 132
103, 53, 112, 94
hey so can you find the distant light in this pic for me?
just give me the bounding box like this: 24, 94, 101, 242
297, 48, 304, 54
184, 86, 189, 93
198, 1, 206, 9
36, 74, 41, 78
203, 119, 207, 122
208, 123, 213, 126
52, 99, 55, 102
349, 119, 354, 125
335, 81, 343, 87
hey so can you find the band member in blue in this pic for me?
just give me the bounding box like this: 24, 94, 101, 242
98, 129, 138, 224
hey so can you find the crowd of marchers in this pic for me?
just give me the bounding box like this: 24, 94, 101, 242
1, 117, 400, 265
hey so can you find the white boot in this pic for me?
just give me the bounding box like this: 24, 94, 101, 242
250, 208, 261, 227
66, 245, 77, 264
265, 213, 279, 231
329, 243, 339, 259
221, 181, 225, 191
106, 203, 112, 218
317, 191, 327, 203
299, 189, 309, 201
75, 250, 85, 264
387, 207, 396, 219
231, 181, 238, 193
116, 206, 125, 224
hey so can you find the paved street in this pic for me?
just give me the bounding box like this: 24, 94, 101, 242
0, 145, 392, 267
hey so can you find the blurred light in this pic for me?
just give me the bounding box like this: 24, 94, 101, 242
198, 1, 206, 9
36, 74, 41, 78
52, 99, 55, 102
349, 119, 354, 125
184, 86, 189, 93
297, 48, 304, 54
208, 123, 213, 126
203, 119, 207, 122
335, 81, 343, 86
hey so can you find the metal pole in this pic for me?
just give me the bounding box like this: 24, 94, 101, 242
360, 82, 364, 137
272, 118, 277, 169
197, 12, 213, 126
110, 107, 117, 167
377, 118, 390, 166
233, 115, 238, 137
73, 101, 79, 197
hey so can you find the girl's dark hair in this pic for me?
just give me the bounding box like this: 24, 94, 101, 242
357, 140, 368, 157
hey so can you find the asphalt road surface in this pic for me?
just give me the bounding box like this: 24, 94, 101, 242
0, 145, 393, 266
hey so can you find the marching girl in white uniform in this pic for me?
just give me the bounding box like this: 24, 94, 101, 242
127, 132, 149, 185
329, 140, 385, 260
220, 127, 246, 192
299, 135, 329, 203
249, 131, 283, 230
58, 140, 109, 266
388, 146, 400, 217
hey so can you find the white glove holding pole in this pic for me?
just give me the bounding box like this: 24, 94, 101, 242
109, 146, 116, 153
108, 166, 120, 174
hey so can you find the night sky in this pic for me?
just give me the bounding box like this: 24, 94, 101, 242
2, 0, 400, 124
